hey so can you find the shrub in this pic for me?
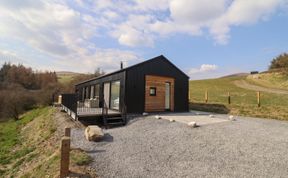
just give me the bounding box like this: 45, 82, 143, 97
269, 53, 288, 71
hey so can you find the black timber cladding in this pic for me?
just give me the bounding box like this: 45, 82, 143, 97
75, 55, 189, 113
125, 55, 189, 113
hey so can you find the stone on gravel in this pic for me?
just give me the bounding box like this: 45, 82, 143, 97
188, 121, 198, 128
229, 115, 236, 121
142, 112, 148, 116
155, 115, 161, 119
85, 125, 104, 142
169, 119, 175, 122
209, 114, 215, 118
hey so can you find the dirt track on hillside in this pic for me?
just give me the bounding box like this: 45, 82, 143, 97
233, 80, 288, 94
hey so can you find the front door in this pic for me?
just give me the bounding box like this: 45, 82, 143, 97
165, 82, 171, 110
103, 82, 110, 108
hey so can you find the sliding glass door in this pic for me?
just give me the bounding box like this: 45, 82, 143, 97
104, 82, 110, 108
110, 81, 120, 110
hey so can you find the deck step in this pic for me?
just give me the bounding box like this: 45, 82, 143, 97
105, 116, 125, 127
106, 117, 123, 121
107, 121, 125, 125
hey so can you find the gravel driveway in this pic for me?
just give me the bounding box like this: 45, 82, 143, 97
71, 115, 288, 178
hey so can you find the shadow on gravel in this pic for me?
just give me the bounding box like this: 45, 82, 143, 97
189, 102, 230, 114
78, 117, 103, 126
68, 172, 92, 178
102, 133, 114, 142
86, 149, 106, 153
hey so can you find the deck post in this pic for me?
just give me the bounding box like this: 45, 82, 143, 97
60, 137, 70, 178
64, 127, 71, 137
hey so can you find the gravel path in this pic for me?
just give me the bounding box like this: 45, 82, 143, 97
234, 80, 288, 94
71, 116, 288, 178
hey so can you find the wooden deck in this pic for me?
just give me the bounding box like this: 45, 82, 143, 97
77, 107, 120, 117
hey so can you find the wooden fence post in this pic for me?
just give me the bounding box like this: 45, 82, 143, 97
257, 91, 261, 107
228, 92, 231, 104
205, 90, 208, 103
64, 127, 71, 137
60, 137, 70, 178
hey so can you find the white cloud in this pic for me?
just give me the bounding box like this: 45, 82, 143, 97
118, 29, 154, 47
209, 0, 285, 44
170, 0, 226, 24
168, 0, 285, 44
0, 0, 141, 72
188, 65, 246, 80
55, 48, 140, 73
200, 64, 218, 72
111, 14, 156, 47
0, 0, 286, 72
88, 0, 285, 46
188, 64, 218, 75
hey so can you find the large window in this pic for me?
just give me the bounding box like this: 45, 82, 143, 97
94, 84, 100, 99
82, 88, 85, 100
85, 87, 89, 99
90, 85, 94, 99
110, 81, 120, 110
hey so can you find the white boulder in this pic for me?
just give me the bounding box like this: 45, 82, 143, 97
155, 115, 161, 119
229, 115, 236, 121
142, 112, 148, 116
169, 119, 175, 122
85, 125, 104, 142
188, 122, 198, 128
209, 114, 215, 118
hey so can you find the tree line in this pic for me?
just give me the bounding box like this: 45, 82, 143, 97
0, 62, 104, 121
0, 63, 60, 120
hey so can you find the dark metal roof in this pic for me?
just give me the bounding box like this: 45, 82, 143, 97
75, 55, 189, 86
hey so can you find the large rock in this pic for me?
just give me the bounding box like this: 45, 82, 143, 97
188, 121, 198, 128
85, 125, 104, 142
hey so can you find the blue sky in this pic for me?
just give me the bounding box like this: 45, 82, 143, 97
0, 0, 287, 79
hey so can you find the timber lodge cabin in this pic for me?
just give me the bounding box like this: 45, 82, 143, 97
61, 55, 189, 125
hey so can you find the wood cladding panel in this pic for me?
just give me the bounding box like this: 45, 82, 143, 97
145, 75, 174, 112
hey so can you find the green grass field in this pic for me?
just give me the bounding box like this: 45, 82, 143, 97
189, 75, 288, 120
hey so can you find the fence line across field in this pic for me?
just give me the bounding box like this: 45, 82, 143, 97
189, 90, 261, 107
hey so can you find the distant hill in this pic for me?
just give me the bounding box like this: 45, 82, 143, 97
56, 71, 82, 76
56, 71, 82, 84
220, 73, 249, 78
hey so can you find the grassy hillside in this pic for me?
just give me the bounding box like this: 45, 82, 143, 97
246, 72, 288, 90
0, 107, 57, 177
189, 75, 288, 120
0, 107, 92, 177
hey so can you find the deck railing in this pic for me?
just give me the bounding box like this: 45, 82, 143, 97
77, 99, 102, 116
61, 94, 78, 113
61, 93, 127, 127
61, 94, 125, 121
